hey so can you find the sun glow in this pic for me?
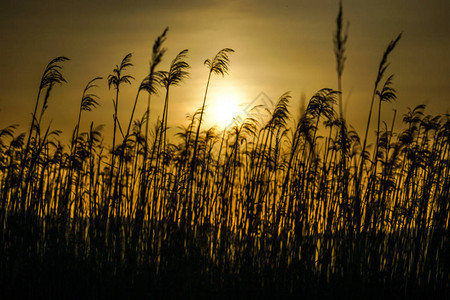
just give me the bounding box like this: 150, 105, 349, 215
209, 91, 243, 128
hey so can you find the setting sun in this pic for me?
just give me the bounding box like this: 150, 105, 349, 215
209, 91, 243, 128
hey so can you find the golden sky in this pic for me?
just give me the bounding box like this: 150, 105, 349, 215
0, 0, 449, 145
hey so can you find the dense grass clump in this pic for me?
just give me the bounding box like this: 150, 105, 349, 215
0, 4, 448, 298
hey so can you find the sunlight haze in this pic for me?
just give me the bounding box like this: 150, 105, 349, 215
0, 0, 449, 145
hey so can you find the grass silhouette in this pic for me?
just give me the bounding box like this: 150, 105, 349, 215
0, 3, 448, 299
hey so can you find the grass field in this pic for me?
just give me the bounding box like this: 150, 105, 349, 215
0, 4, 448, 298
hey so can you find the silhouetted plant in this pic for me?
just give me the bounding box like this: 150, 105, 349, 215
0, 4, 448, 299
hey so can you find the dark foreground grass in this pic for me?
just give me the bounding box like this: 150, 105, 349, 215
1, 214, 448, 299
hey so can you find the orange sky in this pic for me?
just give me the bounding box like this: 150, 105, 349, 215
0, 0, 449, 146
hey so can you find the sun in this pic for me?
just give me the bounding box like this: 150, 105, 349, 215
209, 91, 242, 128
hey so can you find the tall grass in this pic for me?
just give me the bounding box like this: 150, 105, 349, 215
0, 6, 448, 298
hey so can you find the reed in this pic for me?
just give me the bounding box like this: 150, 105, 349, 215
0, 4, 448, 298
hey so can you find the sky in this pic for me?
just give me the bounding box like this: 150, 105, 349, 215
0, 0, 449, 146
